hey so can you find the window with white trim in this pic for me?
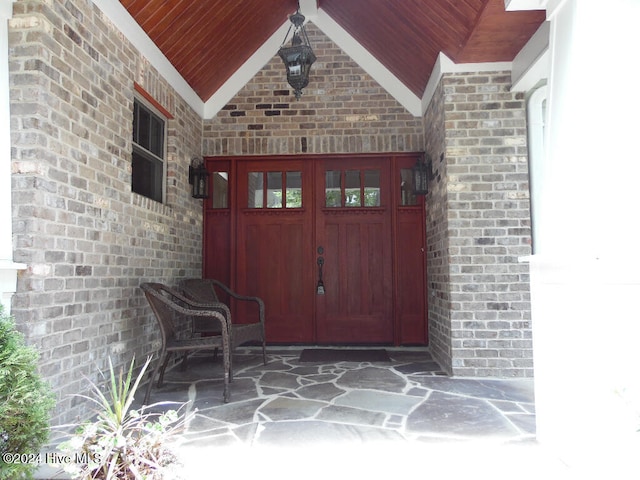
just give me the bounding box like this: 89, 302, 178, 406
132, 97, 166, 203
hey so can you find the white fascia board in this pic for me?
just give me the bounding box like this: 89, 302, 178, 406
511, 21, 550, 92
313, 9, 422, 117
439, 55, 513, 75
92, 0, 204, 117
421, 54, 447, 115
504, 0, 549, 11
511, 49, 549, 92
508, 0, 567, 18
204, 21, 290, 119
421, 53, 514, 113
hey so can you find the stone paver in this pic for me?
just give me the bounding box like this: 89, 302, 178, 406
334, 389, 423, 415
406, 391, 519, 438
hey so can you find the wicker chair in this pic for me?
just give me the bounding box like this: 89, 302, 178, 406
140, 282, 231, 404
180, 278, 267, 372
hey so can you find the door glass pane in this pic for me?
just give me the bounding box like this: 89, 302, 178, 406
400, 168, 417, 206
248, 172, 263, 208
267, 172, 283, 208
345, 170, 361, 207
285, 171, 302, 208
364, 170, 380, 207
211, 172, 229, 208
325, 170, 341, 207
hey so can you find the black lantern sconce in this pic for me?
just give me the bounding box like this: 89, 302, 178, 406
277, 6, 316, 100
412, 153, 433, 196
189, 157, 209, 199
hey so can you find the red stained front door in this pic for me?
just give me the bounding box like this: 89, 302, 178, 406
203, 153, 427, 345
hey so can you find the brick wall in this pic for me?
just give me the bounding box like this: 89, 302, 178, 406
203, 24, 425, 156
426, 72, 533, 377
9, 0, 203, 426
424, 80, 452, 373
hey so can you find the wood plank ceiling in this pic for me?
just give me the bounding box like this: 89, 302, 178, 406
119, 0, 545, 102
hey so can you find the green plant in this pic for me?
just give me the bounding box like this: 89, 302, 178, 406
58, 356, 187, 480
0, 306, 55, 480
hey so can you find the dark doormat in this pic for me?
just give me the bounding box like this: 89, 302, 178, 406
299, 348, 390, 363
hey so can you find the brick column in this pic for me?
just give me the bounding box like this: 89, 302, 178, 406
427, 71, 533, 377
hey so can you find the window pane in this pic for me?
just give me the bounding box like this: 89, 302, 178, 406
400, 168, 417, 206
267, 172, 283, 208
248, 172, 263, 208
135, 102, 150, 147
285, 171, 302, 208
364, 170, 380, 206
212, 172, 228, 209
149, 115, 164, 158
325, 170, 341, 207
133, 101, 139, 143
345, 170, 361, 207
132, 149, 162, 203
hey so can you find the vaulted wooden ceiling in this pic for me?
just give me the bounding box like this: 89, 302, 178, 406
119, 0, 545, 102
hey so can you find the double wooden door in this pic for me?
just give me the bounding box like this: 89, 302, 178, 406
203, 153, 427, 345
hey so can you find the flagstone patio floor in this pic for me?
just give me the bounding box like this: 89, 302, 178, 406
39, 347, 575, 479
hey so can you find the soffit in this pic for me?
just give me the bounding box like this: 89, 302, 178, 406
120, 0, 545, 101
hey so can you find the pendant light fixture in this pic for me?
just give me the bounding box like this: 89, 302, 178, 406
277, 5, 316, 100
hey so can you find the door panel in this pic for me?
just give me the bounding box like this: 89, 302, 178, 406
203, 159, 232, 304
236, 160, 315, 342
315, 157, 393, 344
242, 221, 312, 341
396, 212, 427, 343
317, 213, 392, 342
393, 156, 428, 344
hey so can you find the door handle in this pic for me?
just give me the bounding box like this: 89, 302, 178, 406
316, 255, 325, 295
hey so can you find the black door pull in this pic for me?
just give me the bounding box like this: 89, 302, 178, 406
316, 256, 325, 295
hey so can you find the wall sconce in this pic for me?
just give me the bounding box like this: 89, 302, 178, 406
277, 7, 316, 100
189, 157, 209, 199
412, 153, 432, 196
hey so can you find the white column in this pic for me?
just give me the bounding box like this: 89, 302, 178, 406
531, 0, 640, 472
526, 85, 546, 253
0, 0, 25, 314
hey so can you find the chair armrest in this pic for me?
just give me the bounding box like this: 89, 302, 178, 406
170, 286, 231, 315
210, 279, 265, 324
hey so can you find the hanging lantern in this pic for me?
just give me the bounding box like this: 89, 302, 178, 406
278, 9, 316, 100
189, 157, 209, 199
